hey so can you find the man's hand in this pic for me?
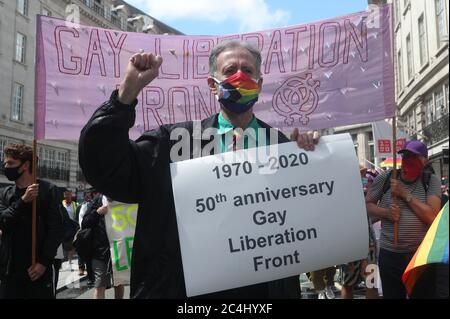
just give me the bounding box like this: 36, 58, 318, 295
290, 128, 320, 151
390, 179, 408, 199
118, 51, 163, 105
97, 205, 108, 215
21, 184, 39, 203
387, 203, 401, 222
28, 263, 46, 281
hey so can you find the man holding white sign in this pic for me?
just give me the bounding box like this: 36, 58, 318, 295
79, 40, 323, 298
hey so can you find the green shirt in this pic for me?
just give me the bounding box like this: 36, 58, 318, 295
217, 112, 264, 153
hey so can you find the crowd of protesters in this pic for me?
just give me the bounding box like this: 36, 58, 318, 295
0, 141, 447, 299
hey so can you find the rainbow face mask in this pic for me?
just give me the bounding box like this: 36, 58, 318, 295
213, 70, 261, 114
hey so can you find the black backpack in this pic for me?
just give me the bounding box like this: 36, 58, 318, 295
72, 228, 93, 260
60, 203, 80, 243
72, 200, 99, 260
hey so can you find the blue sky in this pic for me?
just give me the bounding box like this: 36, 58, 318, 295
126, 0, 369, 35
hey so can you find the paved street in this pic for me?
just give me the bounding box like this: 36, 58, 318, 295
56, 258, 130, 299
56, 258, 368, 299
299, 273, 368, 299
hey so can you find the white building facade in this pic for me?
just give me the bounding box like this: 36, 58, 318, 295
334, 0, 448, 180
391, 0, 448, 179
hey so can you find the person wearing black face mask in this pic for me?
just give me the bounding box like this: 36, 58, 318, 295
0, 144, 63, 299
4, 163, 25, 181
365, 140, 441, 298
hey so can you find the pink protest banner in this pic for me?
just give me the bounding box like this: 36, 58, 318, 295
35, 5, 394, 140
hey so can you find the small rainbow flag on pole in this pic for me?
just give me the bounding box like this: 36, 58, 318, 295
402, 201, 449, 296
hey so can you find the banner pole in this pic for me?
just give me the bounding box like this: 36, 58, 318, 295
364, 158, 383, 172
392, 117, 398, 247
31, 139, 37, 265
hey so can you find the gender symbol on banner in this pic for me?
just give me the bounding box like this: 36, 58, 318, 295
272, 73, 320, 126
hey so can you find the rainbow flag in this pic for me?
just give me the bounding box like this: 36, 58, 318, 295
402, 202, 449, 296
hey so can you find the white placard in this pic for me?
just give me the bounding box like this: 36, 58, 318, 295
170, 134, 368, 297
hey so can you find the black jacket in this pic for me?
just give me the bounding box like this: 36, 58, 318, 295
81, 195, 110, 260
0, 179, 63, 278
79, 90, 300, 298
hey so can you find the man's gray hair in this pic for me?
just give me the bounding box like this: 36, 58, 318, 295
208, 40, 262, 78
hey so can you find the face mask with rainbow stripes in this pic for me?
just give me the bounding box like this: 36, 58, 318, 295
213, 70, 261, 114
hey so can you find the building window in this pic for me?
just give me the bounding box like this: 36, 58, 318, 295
445, 83, 449, 115
425, 95, 434, 125
407, 110, 416, 135
38, 147, 70, 181
435, 0, 448, 46
424, 83, 449, 126
120, 16, 126, 30
57, 151, 68, 169
93, 0, 104, 17
83, 0, 93, 7
111, 12, 121, 28
12, 83, 24, 121
39, 148, 55, 169
396, 50, 404, 93
435, 86, 445, 120
104, 5, 111, 20
15, 32, 26, 63
406, 34, 414, 80
42, 8, 52, 16
409, 111, 416, 130
17, 0, 28, 16
418, 15, 428, 66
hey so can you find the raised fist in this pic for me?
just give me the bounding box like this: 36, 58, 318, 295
118, 51, 163, 105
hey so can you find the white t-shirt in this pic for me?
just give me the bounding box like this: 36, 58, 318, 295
55, 244, 64, 259
63, 201, 77, 220
78, 202, 90, 225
